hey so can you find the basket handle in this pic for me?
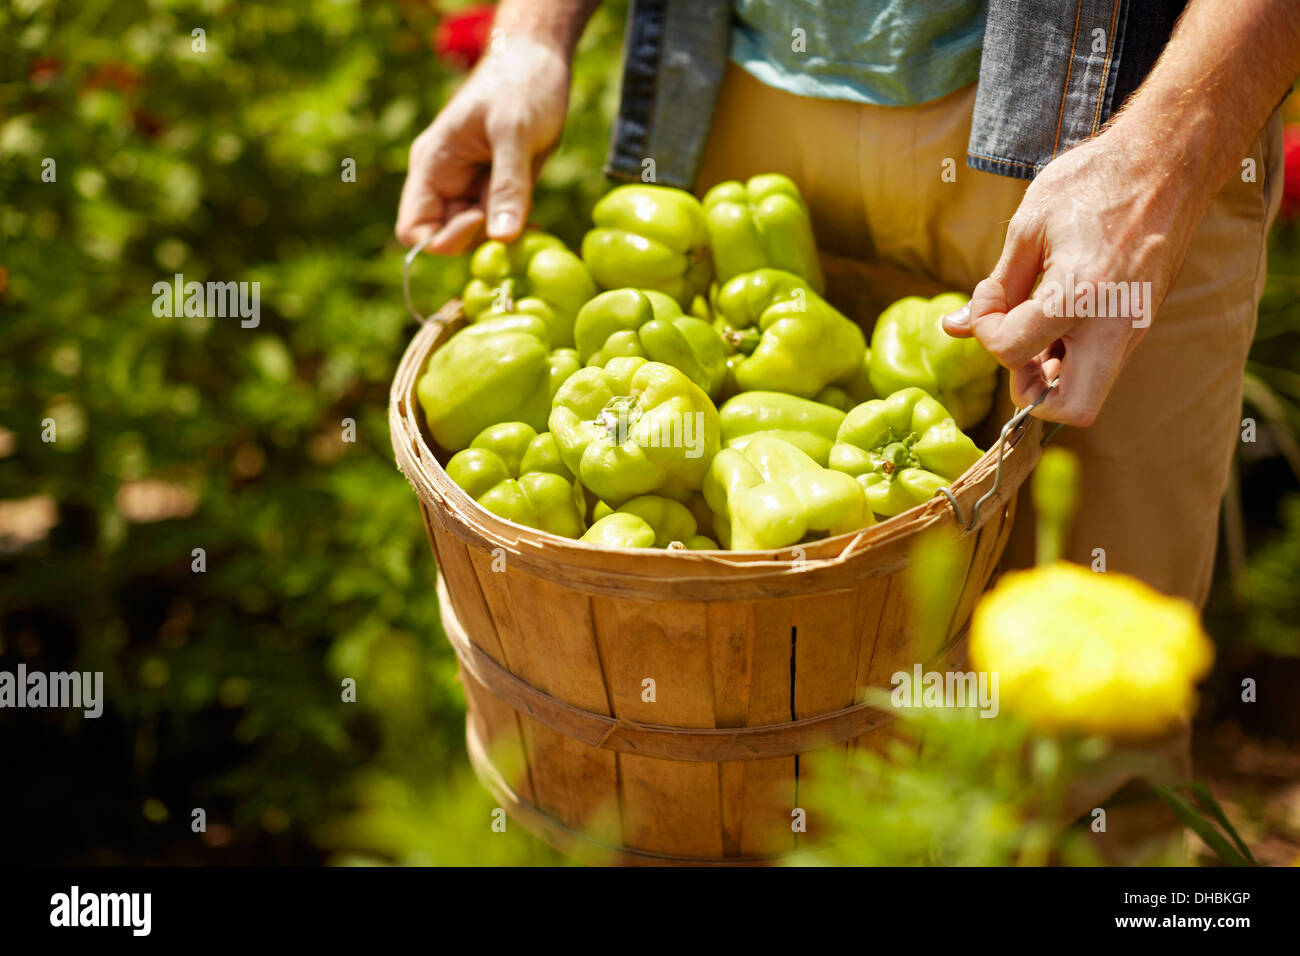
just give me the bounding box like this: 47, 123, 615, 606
402, 232, 444, 325
936, 378, 1061, 531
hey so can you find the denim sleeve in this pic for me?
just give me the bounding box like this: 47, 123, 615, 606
967, 0, 1131, 180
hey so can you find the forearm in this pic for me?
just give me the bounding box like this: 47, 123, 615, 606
1106, 0, 1300, 206
492, 0, 603, 59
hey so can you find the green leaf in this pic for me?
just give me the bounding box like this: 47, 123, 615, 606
1151, 785, 1253, 866
1188, 782, 1258, 865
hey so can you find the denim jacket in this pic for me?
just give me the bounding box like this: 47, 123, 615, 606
606, 0, 1187, 186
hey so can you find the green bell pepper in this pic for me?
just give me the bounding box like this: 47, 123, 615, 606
714, 268, 867, 398
580, 512, 657, 549
688, 292, 713, 322
718, 391, 846, 466
702, 174, 824, 293
446, 422, 586, 537
461, 231, 596, 348
418, 314, 579, 451
574, 289, 729, 399
582, 495, 718, 549
814, 386, 854, 412
549, 356, 721, 506
829, 386, 983, 517
704, 435, 873, 551
581, 185, 712, 308
814, 348, 876, 410
684, 490, 717, 543
868, 292, 999, 429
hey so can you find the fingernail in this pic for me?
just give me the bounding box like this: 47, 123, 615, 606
941, 304, 971, 330
489, 212, 518, 238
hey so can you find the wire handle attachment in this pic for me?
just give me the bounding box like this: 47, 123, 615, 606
402, 233, 442, 326
937, 378, 1060, 531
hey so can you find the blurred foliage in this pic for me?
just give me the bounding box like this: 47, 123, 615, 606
791, 706, 1048, 866
0, 0, 622, 864
1233, 494, 1300, 658
1215, 95, 1300, 660
790, 704, 1121, 867
320, 767, 573, 867
1224, 216, 1300, 660
790, 700, 1255, 867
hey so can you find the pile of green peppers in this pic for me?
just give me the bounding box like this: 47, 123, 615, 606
417, 177, 999, 551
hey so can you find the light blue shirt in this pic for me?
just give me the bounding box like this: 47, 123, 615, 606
730, 0, 988, 107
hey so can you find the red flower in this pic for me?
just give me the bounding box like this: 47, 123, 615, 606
433, 4, 496, 69
82, 62, 143, 94
27, 57, 62, 85
1283, 125, 1300, 222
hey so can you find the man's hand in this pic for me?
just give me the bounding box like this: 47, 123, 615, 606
395, 1, 599, 255
945, 0, 1300, 426
941, 133, 1189, 426
395, 36, 569, 254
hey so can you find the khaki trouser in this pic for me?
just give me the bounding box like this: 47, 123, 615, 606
695, 63, 1284, 861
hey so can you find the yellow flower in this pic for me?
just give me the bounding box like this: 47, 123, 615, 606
970, 562, 1213, 738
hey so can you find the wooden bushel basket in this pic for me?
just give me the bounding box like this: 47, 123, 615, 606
390, 254, 1046, 865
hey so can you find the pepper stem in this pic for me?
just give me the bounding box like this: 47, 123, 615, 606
596, 398, 639, 445
723, 327, 761, 355
597, 409, 622, 443
878, 440, 912, 476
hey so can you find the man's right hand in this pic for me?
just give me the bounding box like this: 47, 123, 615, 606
395, 34, 572, 255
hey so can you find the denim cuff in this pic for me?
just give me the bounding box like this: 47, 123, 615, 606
966, 0, 1138, 180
